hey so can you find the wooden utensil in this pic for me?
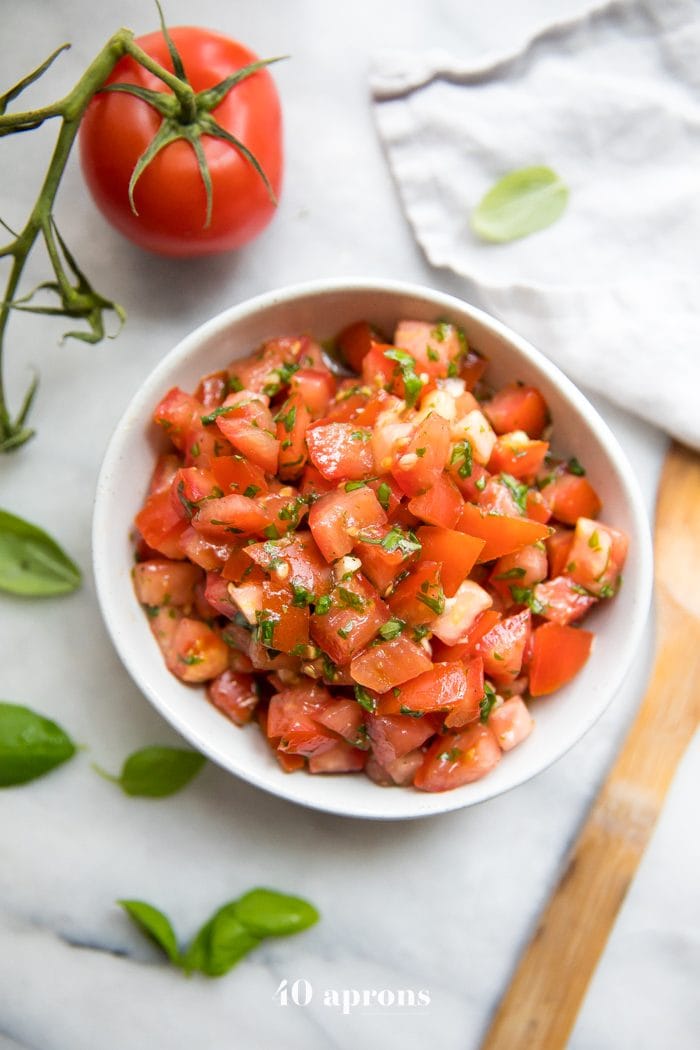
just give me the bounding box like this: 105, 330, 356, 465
481, 441, 700, 1050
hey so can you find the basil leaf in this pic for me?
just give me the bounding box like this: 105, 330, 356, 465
233, 888, 320, 938
100, 746, 206, 798
184, 902, 260, 977
0, 702, 76, 786
0, 509, 81, 596
118, 899, 181, 965
471, 166, 568, 244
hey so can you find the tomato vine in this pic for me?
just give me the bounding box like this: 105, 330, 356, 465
0, 6, 280, 452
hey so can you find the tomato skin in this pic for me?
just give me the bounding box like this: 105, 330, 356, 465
365, 712, 439, 765
534, 575, 598, 625
207, 670, 259, 726
417, 526, 484, 597
387, 560, 444, 627
408, 474, 464, 529
308, 487, 387, 562
475, 609, 531, 685
444, 657, 485, 728
350, 635, 433, 692
565, 518, 628, 597
166, 617, 229, 682
457, 502, 552, 562
529, 622, 594, 696
488, 696, 534, 751
306, 423, 374, 481
414, 724, 501, 792
310, 574, 389, 666
484, 385, 549, 438
540, 473, 602, 525
391, 413, 451, 497
79, 28, 283, 256
386, 662, 468, 714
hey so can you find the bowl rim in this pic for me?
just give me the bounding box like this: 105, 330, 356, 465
93, 276, 653, 820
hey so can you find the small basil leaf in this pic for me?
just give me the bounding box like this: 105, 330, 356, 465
233, 888, 320, 938
471, 166, 568, 243
109, 746, 206, 798
118, 899, 181, 965
0, 702, 76, 786
184, 902, 260, 977
0, 509, 81, 596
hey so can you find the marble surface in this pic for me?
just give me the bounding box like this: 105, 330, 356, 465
0, 1, 696, 1048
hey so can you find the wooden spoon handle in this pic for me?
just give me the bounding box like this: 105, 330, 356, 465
480, 591, 700, 1050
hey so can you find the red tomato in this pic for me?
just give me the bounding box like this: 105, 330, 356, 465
385, 662, 468, 714
276, 393, 311, 481
444, 657, 485, 728
349, 635, 432, 692
565, 518, 628, 597
475, 609, 531, 686
528, 622, 594, 696
390, 413, 451, 496
534, 575, 598, 625
309, 574, 389, 666
306, 422, 374, 481
166, 617, 229, 682
337, 320, 386, 373
308, 741, 367, 774
267, 686, 337, 757
488, 697, 534, 751
416, 525, 484, 597
392, 320, 465, 379
414, 724, 501, 791
260, 579, 310, 653
457, 502, 552, 562
192, 493, 271, 541
135, 489, 188, 559
407, 474, 464, 529
79, 27, 283, 256
308, 487, 387, 562
132, 558, 202, 606
353, 523, 420, 595
484, 385, 549, 438
540, 473, 602, 525
207, 670, 259, 726
488, 435, 549, 479
387, 560, 444, 627
365, 712, 439, 766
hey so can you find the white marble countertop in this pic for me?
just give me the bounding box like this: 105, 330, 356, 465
1, 1, 697, 1048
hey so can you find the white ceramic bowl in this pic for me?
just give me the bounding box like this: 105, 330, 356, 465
93, 278, 653, 820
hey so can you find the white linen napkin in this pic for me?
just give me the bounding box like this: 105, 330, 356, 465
371, 0, 700, 449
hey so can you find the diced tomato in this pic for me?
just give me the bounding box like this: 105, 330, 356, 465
457, 502, 551, 562
306, 422, 375, 481
201, 571, 238, 619
267, 685, 337, 756
489, 544, 548, 605
350, 635, 432, 692
353, 523, 420, 595
337, 320, 386, 373
228, 335, 321, 395
226, 581, 263, 624
134, 488, 188, 559
192, 493, 271, 541
540, 473, 602, 525
260, 578, 310, 654
289, 368, 336, 419
387, 560, 444, 627
459, 348, 488, 390
352, 390, 403, 428
408, 474, 464, 529
365, 749, 425, 786
488, 696, 534, 751
194, 370, 228, 409
525, 488, 553, 524
244, 531, 332, 595
391, 413, 451, 496
213, 396, 280, 475
165, 618, 229, 683
308, 487, 387, 562
484, 384, 549, 438
451, 409, 497, 466
488, 433, 549, 479
430, 609, 501, 663
475, 609, 531, 685
273, 393, 310, 481
362, 343, 402, 393
365, 711, 439, 766
431, 579, 493, 646
393, 319, 465, 379
207, 670, 259, 726
147, 453, 181, 497
298, 463, 336, 501
565, 518, 628, 597
308, 741, 367, 774
534, 575, 598, 625
153, 387, 204, 450
546, 526, 574, 578
529, 622, 594, 696
416, 526, 484, 597
179, 527, 231, 571
414, 724, 501, 791
384, 662, 468, 714
310, 574, 389, 665
220, 546, 262, 584
444, 657, 485, 728
313, 698, 367, 748
132, 559, 202, 607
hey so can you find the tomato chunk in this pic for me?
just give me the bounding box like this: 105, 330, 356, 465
166, 618, 229, 683
488, 696, 534, 751
306, 422, 375, 481
308, 487, 387, 562
417, 526, 484, 597
132, 559, 202, 607
414, 724, 501, 791
528, 622, 594, 696
484, 384, 549, 438
457, 502, 551, 562
350, 635, 432, 692
207, 670, 259, 726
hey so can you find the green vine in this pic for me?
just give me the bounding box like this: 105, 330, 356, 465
0, 7, 280, 453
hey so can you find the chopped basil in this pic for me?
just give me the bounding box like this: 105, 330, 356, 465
336, 586, 366, 611
567, 457, 586, 476
376, 482, 391, 511
415, 447, 426, 458
475, 475, 487, 492
399, 706, 423, 718
479, 683, 497, 723
262, 361, 300, 397
256, 612, 277, 648
200, 405, 238, 426
416, 588, 445, 616
588, 529, 602, 550
350, 430, 371, 442
412, 624, 431, 642
509, 585, 546, 614
190, 442, 201, 458
378, 617, 405, 640
290, 582, 314, 608
354, 685, 376, 712
450, 440, 473, 478
383, 347, 424, 408
494, 567, 527, 580
275, 403, 297, 433
227, 375, 244, 393
344, 480, 368, 492
243, 485, 260, 499
499, 473, 529, 513
337, 621, 356, 639
426, 347, 439, 362
314, 594, 332, 615
438, 747, 462, 763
